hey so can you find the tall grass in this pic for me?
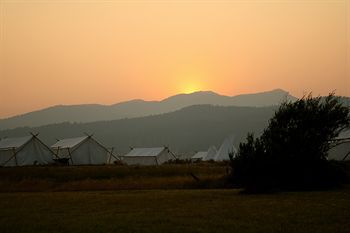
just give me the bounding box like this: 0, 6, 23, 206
0, 188, 350, 233
0, 163, 229, 192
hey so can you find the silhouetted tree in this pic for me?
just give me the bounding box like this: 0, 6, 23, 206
230, 94, 350, 192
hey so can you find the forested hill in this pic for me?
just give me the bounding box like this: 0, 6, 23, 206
0, 89, 293, 129
0, 105, 277, 155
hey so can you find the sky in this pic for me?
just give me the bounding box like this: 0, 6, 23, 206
0, 0, 349, 118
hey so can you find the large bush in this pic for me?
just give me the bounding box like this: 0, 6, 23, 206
230, 94, 350, 192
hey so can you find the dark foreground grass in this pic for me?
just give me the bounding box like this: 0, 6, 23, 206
0, 163, 227, 181
0, 164, 228, 192
0, 188, 349, 233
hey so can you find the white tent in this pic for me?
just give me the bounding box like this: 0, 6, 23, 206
192, 146, 218, 161
328, 130, 350, 161
203, 146, 218, 161
191, 151, 207, 161
213, 135, 237, 161
51, 135, 118, 165
0, 134, 54, 167
122, 147, 176, 165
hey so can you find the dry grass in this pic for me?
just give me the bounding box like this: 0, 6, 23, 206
0, 163, 229, 192
1, 163, 349, 232
0, 188, 350, 233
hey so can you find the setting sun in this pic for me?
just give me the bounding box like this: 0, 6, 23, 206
181, 83, 202, 94
176, 71, 206, 94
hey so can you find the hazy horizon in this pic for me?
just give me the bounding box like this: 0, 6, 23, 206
1, 0, 349, 118
0, 87, 348, 119
0, 87, 294, 120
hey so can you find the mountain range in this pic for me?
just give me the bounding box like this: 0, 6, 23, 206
0, 89, 296, 129
0, 105, 277, 155
1, 89, 348, 156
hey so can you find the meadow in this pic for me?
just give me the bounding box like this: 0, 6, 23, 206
0, 188, 350, 233
0, 163, 349, 233
0, 163, 229, 192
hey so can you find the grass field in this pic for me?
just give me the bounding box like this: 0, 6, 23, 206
0, 163, 349, 233
0, 163, 229, 192
0, 188, 350, 233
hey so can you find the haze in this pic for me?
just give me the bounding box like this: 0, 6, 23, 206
0, 0, 349, 118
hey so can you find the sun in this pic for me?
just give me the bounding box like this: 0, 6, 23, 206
175, 70, 205, 94
180, 81, 202, 94
182, 84, 201, 94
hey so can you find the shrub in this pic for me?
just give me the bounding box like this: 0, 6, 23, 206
230, 94, 350, 192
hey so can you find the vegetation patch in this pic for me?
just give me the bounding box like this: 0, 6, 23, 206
0, 163, 229, 192
0, 188, 350, 233
230, 94, 350, 192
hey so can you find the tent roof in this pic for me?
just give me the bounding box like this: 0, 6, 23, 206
214, 135, 237, 161
0, 136, 32, 149
204, 146, 218, 160
336, 129, 350, 139
192, 152, 207, 159
51, 136, 88, 149
124, 147, 166, 157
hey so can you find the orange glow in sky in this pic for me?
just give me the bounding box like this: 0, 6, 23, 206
0, 0, 349, 118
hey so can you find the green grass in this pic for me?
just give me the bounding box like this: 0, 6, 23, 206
0, 188, 349, 233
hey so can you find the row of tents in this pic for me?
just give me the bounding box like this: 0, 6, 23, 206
0, 134, 118, 167
0, 133, 238, 167
0, 133, 349, 167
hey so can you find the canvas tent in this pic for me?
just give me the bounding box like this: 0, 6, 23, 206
51, 135, 118, 165
0, 134, 54, 167
191, 151, 207, 161
202, 146, 218, 161
328, 130, 350, 161
213, 135, 237, 161
193, 135, 236, 162
122, 147, 176, 165
192, 146, 218, 161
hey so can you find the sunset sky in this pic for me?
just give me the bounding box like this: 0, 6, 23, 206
0, 0, 349, 118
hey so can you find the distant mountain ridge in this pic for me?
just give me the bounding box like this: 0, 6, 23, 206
0, 105, 277, 154
1, 96, 349, 155
0, 89, 296, 129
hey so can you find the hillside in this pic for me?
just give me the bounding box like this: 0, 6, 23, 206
0, 105, 277, 155
0, 89, 294, 129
